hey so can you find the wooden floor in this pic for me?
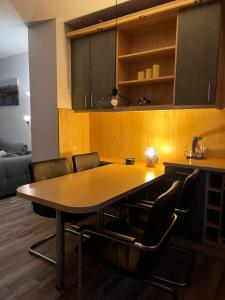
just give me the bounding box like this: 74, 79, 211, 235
1, 196, 225, 300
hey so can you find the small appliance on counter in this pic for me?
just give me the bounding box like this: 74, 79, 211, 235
125, 158, 135, 165
185, 136, 207, 159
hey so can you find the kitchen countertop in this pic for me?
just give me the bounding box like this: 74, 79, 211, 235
101, 156, 225, 173
163, 158, 225, 173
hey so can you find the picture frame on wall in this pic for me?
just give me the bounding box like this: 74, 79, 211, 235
0, 78, 19, 106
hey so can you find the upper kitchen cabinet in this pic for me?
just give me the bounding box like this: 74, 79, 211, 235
71, 36, 90, 109
175, 1, 222, 106
90, 29, 116, 109
71, 29, 116, 110
68, 0, 225, 111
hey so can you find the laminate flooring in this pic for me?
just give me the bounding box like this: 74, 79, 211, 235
0, 196, 225, 300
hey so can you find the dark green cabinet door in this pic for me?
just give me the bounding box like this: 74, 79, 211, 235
71, 36, 90, 109
175, 1, 221, 106
90, 29, 116, 109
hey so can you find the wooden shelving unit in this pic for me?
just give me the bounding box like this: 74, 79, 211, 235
67, 0, 225, 111
203, 172, 225, 247
118, 75, 174, 86
117, 13, 177, 107
118, 46, 176, 62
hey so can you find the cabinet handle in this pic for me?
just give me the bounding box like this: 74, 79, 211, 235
84, 94, 87, 108
91, 93, 93, 108
207, 83, 211, 103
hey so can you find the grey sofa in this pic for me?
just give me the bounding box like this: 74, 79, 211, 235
0, 139, 32, 198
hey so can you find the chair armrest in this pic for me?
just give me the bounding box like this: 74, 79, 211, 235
79, 224, 136, 245
134, 213, 177, 252
137, 199, 155, 206
175, 208, 189, 215
138, 201, 189, 215
165, 172, 188, 182
80, 213, 177, 253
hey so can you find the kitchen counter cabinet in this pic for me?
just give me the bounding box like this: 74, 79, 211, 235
164, 158, 225, 248
164, 158, 225, 173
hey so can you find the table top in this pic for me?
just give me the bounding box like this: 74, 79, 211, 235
164, 158, 225, 173
17, 164, 164, 214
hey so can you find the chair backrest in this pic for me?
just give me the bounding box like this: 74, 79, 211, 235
72, 152, 100, 172
29, 158, 70, 218
30, 158, 70, 182
142, 180, 182, 246
177, 168, 200, 212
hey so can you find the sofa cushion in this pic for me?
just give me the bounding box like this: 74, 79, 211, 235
0, 150, 10, 158
0, 154, 32, 197
0, 138, 28, 155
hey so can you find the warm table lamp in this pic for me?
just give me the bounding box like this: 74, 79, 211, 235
145, 147, 158, 167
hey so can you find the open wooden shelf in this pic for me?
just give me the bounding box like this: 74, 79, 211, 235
203, 172, 225, 248
118, 46, 176, 63
116, 8, 177, 108
118, 75, 174, 86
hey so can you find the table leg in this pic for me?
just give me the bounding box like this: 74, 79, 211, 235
56, 210, 65, 290
78, 233, 83, 300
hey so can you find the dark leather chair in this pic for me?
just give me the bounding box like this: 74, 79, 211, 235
128, 168, 200, 228
72, 152, 110, 172
78, 181, 182, 300
125, 168, 200, 287
29, 158, 92, 264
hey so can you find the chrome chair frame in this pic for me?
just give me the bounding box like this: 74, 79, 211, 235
28, 228, 79, 265
121, 169, 200, 287
78, 213, 178, 300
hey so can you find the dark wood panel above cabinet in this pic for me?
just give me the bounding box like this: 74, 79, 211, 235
67, 0, 173, 30
175, 0, 221, 106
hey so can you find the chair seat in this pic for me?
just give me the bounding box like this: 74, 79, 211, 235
32, 202, 94, 223
127, 180, 173, 229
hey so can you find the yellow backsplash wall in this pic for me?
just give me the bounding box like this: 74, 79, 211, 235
59, 108, 225, 164
58, 108, 90, 167
89, 108, 225, 163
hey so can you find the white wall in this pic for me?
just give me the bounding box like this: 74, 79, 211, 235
25, 2, 129, 160
0, 0, 28, 59
29, 20, 59, 161
0, 53, 31, 149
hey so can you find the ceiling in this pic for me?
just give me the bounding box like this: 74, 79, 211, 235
0, 0, 28, 59
0, 0, 174, 60
10, 0, 129, 23
0, 0, 128, 60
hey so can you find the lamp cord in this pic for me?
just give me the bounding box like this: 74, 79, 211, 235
26, 121, 31, 133
114, 0, 118, 91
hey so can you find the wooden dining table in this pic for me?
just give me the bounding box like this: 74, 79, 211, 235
16, 163, 165, 295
